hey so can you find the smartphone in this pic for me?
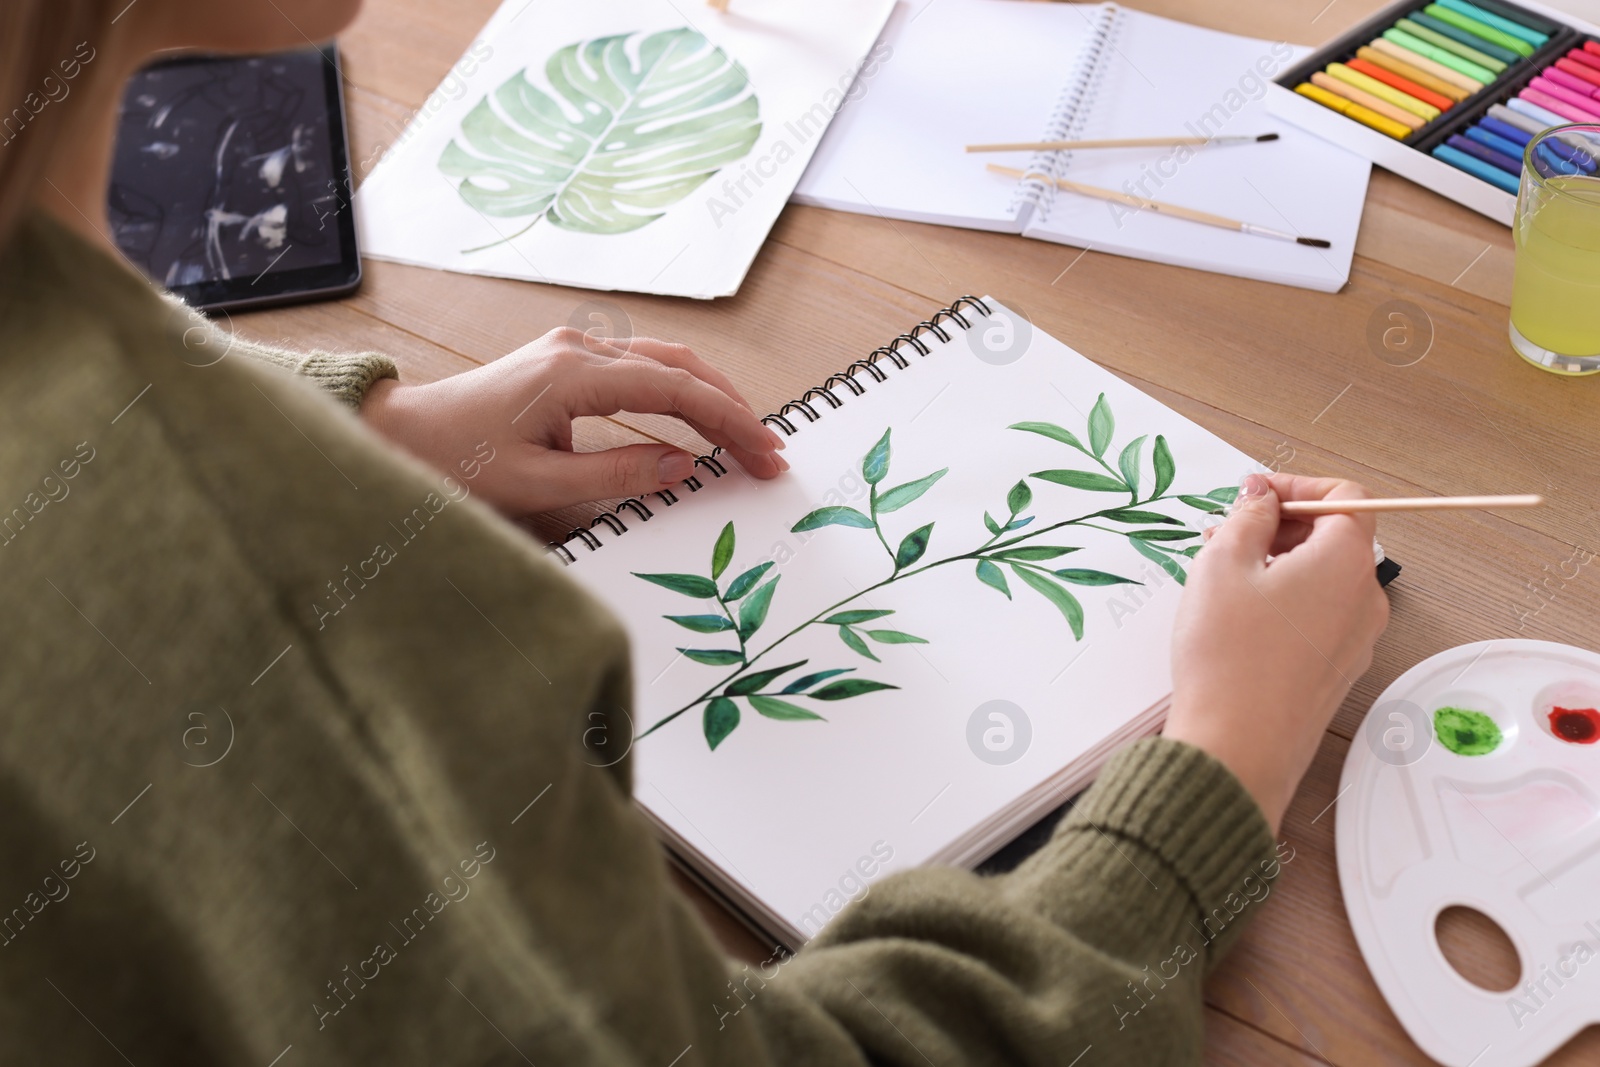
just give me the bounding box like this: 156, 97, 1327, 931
108, 44, 361, 312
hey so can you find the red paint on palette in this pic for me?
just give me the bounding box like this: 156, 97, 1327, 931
1548, 706, 1600, 744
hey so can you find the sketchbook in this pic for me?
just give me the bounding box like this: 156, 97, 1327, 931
555, 297, 1260, 946
793, 2, 1372, 293
354, 0, 895, 299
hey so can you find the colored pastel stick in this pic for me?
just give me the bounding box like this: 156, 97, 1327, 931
1423, 4, 1535, 57
1542, 134, 1598, 171
1588, 40, 1600, 57
1489, 102, 1545, 135
1395, 19, 1506, 74
1535, 141, 1587, 176
1465, 125, 1527, 163
1556, 58, 1600, 90
1508, 96, 1568, 127
1468, 0, 1558, 34
1311, 71, 1427, 129
1383, 30, 1496, 84
1569, 48, 1600, 73
1434, 144, 1523, 191
1358, 46, 1470, 101
1522, 86, 1600, 123
1327, 62, 1441, 119
1437, 0, 1550, 47
1530, 76, 1600, 118
1371, 38, 1484, 92
1480, 115, 1532, 145
1546, 66, 1600, 100
1447, 133, 1522, 175
1296, 82, 1413, 139
1410, 12, 1522, 65
1348, 57, 1456, 111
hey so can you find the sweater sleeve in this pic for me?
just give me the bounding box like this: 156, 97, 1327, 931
739, 737, 1280, 1066
162, 293, 397, 407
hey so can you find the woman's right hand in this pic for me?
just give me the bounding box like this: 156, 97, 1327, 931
1163, 473, 1391, 833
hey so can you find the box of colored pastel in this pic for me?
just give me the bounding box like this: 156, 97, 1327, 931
1268, 0, 1600, 223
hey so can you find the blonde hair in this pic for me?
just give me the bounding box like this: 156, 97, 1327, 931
0, 0, 113, 246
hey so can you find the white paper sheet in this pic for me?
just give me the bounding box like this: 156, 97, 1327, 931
559, 299, 1258, 942
1023, 11, 1370, 293
794, 2, 1372, 292
356, 0, 895, 298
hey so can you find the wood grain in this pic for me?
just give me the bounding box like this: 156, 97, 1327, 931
237, 0, 1600, 1061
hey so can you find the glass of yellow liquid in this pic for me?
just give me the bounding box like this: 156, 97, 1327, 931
1510, 123, 1600, 376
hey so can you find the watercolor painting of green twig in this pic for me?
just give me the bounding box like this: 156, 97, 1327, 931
632, 393, 1239, 750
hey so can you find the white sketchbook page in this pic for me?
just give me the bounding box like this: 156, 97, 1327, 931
1021, 9, 1371, 292
355, 0, 895, 299
559, 301, 1257, 939
791, 0, 1110, 232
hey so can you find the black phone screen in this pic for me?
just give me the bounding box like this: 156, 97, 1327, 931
108, 45, 360, 311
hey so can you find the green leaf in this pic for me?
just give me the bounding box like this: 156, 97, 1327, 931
1011, 565, 1085, 640
1102, 508, 1182, 525
976, 559, 1011, 599
634, 572, 719, 598
1152, 436, 1175, 498
1181, 545, 1204, 558
711, 522, 735, 580
1131, 537, 1186, 585
440, 29, 762, 239
1054, 568, 1140, 586
838, 625, 879, 662
737, 576, 780, 638
1118, 435, 1146, 496
865, 629, 928, 644
991, 546, 1079, 561
1088, 393, 1114, 457
678, 647, 744, 666
1005, 516, 1035, 531
1010, 421, 1088, 452
1006, 480, 1032, 516
723, 561, 774, 601
1130, 529, 1200, 542
704, 696, 740, 750
791, 506, 875, 532
749, 695, 825, 722
1206, 486, 1240, 504
1177, 495, 1226, 514
862, 428, 892, 486
665, 614, 735, 633
780, 668, 855, 694
810, 678, 900, 700
823, 609, 895, 625
877, 468, 948, 513
895, 524, 933, 569
1031, 470, 1128, 493
724, 660, 807, 696
983, 511, 1002, 536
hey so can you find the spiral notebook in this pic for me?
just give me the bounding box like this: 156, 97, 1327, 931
555, 297, 1261, 946
792, 1, 1372, 292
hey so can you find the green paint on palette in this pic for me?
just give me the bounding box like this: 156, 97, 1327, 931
1433, 706, 1503, 756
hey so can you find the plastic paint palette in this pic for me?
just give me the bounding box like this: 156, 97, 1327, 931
1338, 640, 1600, 1067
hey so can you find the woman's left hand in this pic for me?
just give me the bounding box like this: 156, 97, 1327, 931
360, 328, 788, 517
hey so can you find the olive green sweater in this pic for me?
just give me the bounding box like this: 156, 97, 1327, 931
0, 213, 1278, 1066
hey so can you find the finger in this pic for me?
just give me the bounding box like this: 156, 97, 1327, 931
1264, 474, 1378, 555
608, 337, 758, 415
533, 444, 703, 509
572, 358, 785, 460
1205, 473, 1279, 568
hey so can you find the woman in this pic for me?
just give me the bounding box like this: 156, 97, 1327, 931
0, 1, 1388, 1064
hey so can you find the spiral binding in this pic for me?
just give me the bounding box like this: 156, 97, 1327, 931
1014, 2, 1125, 219
548, 296, 994, 564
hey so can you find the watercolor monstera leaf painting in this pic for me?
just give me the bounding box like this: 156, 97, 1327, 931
633, 394, 1242, 751
439, 27, 762, 250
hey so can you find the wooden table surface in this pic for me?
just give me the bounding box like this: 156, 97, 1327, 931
241, 0, 1599, 1062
